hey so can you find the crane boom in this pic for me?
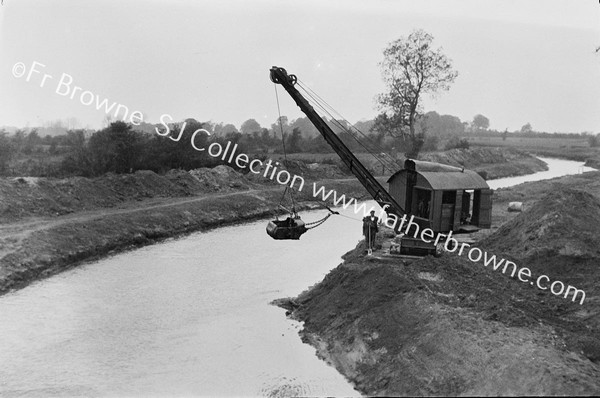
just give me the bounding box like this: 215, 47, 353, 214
270, 66, 407, 219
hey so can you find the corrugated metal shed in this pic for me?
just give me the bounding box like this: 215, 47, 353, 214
419, 169, 489, 190
408, 159, 464, 173
387, 160, 489, 190
386, 159, 492, 232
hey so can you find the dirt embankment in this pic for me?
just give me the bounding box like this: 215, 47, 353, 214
420, 147, 548, 179
0, 146, 563, 296
519, 146, 600, 168
0, 163, 364, 295
585, 158, 600, 169
280, 171, 600, 396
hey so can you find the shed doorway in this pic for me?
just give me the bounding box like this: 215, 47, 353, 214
414, 188, 432, 219
440, 190, 456, 230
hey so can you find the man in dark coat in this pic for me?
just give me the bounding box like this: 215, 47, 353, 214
362, 210, 379, 252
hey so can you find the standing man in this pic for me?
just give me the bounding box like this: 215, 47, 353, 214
362, 210, 379, 254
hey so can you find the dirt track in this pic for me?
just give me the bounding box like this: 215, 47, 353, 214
0, 171, 372, 295
0, 188, 271, 258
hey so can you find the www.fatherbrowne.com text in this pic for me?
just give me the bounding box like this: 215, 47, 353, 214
13, 60, 585, 305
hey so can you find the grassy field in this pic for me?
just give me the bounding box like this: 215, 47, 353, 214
466, 135, 589, 149
283, 152, 398, 176
465, 136, 600, 163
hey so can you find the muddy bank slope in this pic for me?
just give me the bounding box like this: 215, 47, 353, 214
0, 147, 557, 296
0, 164, 366, 295
420, 147, 547, 179
282, 171, 600, 396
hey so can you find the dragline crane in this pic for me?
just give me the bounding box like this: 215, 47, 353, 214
268, 66, 492, 255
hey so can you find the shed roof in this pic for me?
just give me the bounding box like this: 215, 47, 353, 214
387, 160, 489, 190
418, 169, 489, 190
405, 159, 464, 173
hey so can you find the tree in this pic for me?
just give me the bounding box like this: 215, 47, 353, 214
59, 129, 91, 176
289, 117, 318, 137
212, 122, 239, 136
0, 131, 14, 174
472, 114, 490, 130
423, 111, 465, 136
306, 134, 331, 153
520, 123, 533, 134
240, 119, 262, 135
270, 116, 289, 137
376, 29, 458, 158
444, 136, 470, 150
286, 127, 304, 153
23, 129, 41, 154
87, 121, 144, 174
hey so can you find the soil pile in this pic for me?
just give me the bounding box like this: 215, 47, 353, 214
242, 158, 349, 185
285, 241, 600, 396
483, 188, 600, 259
281, 179, 600, 395
0, 160, 370, 295
276, 159, 349, 180
188, 165, 254, 191
0, 166, 260, 223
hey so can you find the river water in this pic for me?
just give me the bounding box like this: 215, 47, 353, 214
0, 157, 594, 397
486, 156, 595, 189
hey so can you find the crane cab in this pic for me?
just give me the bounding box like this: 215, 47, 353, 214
387, 159, 492, 234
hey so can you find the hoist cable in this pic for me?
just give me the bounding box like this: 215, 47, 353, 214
295, 84, 395, 169
297, 79, 403, 169
299, 87, 398, 169
295, 81, 399, 171
274, 83, 297, 214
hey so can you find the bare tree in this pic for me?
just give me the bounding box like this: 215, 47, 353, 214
376, 29, 458, 158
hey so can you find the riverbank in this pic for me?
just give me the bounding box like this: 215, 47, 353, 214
420, 147, 548, 179
0, 174, 369, 295
0, 147, 547, 296
482, 145, 600, 169
280, 170, 600, 396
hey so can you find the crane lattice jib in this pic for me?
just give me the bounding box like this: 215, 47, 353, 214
269, 66, 407, 220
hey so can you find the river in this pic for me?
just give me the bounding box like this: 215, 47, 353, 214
486, 156, 595, 189
0, 157, 594, 397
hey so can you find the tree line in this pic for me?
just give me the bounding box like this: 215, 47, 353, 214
1, 109, 596, 178
2, 29, 596, 177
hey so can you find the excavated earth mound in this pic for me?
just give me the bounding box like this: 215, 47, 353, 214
283, 186, 600, 395
0, 166, 257, 223
285, 242, 600, 396
482, 188, 600, 259
188, 165, 254, 191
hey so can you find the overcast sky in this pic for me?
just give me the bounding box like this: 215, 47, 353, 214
1, 0, 599, 133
